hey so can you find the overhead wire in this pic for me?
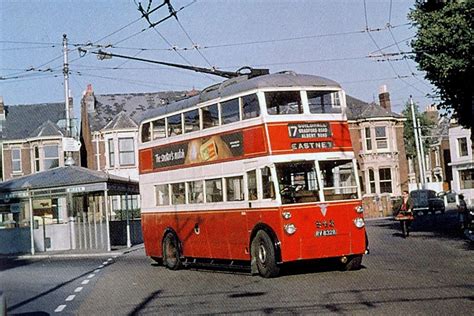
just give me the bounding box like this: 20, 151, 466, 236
362, 0, 427, 96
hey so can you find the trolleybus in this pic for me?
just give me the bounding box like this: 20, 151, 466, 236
138, 71, 367, 277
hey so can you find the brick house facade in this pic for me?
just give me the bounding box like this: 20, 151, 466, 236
346, 88, 409, 217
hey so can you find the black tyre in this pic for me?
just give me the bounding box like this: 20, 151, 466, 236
162, 232, 182, 270
342, 255, 363, 271
251, 230, 280, 278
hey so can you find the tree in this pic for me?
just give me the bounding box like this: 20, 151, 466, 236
401, 101, 435, 159
409, 1, 473, 139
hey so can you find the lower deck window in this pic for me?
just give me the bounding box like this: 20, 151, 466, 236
155, 184, 170, 206
188, 180, 204, 203
226, 176, 244, 201
206, 178, 223, 203
171, 183, 186, 204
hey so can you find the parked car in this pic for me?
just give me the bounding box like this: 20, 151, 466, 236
410, 189, 445, 215
436, 190, 459, 211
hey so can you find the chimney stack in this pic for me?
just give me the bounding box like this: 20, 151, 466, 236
83, 84, 95, 113
378, 85, 391, 112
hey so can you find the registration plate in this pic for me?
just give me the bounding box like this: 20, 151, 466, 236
315, 229, 337, 237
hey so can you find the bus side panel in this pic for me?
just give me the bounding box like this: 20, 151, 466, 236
142, 212, 163, 257
139, 149, 153, 173
243, 126, 268, 156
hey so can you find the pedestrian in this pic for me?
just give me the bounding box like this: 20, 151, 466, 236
399, 190, 414, 215
458, 194, 467, 229
396, 190, 414, 237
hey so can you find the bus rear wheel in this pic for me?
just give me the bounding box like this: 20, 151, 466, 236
162, 232, 182, 270
341, 255, 363, 271
251, 231, 280, 278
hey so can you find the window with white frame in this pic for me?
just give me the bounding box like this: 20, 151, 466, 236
368, 169, 376, 194
226, 176, 244, 201
365, 127, 372, 151
459, 169, 474, 189
43, 144, 59, 170
379, 168, 392, 193
11, 148, 21, 172
155, 184, 170, 206
375, 126, 388, 149
108, 139, 115, 167
205, 178, 223, 203
33, 146, 40, 172
118, 138, 135, 166
458, 137, 468, 157
188, 180, 204, 204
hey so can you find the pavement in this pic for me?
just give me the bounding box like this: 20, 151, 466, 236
1, 243, 144, 260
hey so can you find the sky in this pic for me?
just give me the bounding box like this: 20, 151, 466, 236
0, 0, 436, 118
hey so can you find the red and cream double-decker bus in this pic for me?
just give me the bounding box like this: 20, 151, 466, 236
138, 71, 367, 277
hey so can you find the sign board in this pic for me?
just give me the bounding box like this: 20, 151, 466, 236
62, 137, 82, 152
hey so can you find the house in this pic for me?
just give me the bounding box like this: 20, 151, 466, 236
0, 98, 79, 181
346, 87, 409, 217
424, 105, 452, 190
80, 84, 189, 213
448, 125, 474, 205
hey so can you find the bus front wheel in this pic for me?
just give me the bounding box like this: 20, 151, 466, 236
251, 230, 280, 278
162, 232, 182, 270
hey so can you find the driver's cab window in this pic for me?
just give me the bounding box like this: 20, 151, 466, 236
276, 162, 319, 204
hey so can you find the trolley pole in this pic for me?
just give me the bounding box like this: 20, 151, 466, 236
63, 34, 75, 166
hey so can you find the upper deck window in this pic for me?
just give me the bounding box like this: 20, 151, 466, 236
221, 98, 240, 125
265, 91, 302, 115
202, 104, 219, 129
152, 118, 166, 140
242, 94, 260, 120
307, 91, 341, 114
168, 114, 182, 136
184, 109, 200, 133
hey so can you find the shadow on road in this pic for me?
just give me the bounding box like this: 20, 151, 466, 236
371, 211, 473, 250
0, 257, 33, 272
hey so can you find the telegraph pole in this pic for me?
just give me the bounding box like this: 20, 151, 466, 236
63, 34, 75, 166
410, 96, 424, 187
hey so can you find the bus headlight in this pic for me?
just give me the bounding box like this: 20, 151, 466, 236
353, 217, 365, 228
282, 212, 292, 219
284, 223, 297, 235
355, 205, 364, 213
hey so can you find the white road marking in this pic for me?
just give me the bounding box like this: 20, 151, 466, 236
65, 295, 75, 302
55, 305, 66, 312
81, 279, 90, 285
74, 287, 83, 293
87, 274, 95, 279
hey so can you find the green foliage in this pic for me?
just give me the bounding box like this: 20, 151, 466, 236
409, 1, 473, 137
401, 101, 436, 158
114, 208, 141, 220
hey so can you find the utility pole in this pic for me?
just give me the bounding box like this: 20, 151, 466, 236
410, 96, 424, 188
63, 34, 75, 166
417, 117, 427, 183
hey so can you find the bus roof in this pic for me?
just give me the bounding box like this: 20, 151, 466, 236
140, 71, 341, 123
